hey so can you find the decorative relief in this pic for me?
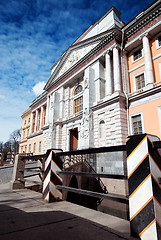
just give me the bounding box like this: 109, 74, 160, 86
56, 43, 97, 79
81, 110, 89, 139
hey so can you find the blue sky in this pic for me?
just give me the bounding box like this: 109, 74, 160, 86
0, 0, 155, 143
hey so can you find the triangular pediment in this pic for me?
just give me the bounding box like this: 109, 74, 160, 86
56, 42, 98, 79
44, 6, 122, 90
45, 36, 102, 90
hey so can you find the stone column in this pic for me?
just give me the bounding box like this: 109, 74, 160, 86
142, 34, 154, 86
40, 106, 43, 130
46, 95, 50, 124
29, 112, 33, 135
113, 46, 121, 92
59, 87, 64, 119
105, 51, 112, 95
34, 109, 38, 132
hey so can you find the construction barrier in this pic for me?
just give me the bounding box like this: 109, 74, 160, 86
126, 134, 161, 240
42, 149, 63, 202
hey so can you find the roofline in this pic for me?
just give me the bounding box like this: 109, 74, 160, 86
123, 0, 160, 30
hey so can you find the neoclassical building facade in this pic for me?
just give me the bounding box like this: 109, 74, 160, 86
19, 0, 161, 155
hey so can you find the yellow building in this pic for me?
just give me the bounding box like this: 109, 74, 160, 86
19, 108, 31, 153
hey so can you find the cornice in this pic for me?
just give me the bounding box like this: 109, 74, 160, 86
30, 91, 47, 109
27, 130, 43, 139
54, 112, 83, 126
91, 92, 126, 111
45, 27, 121, 92
124, 2, 161, 39
128, 84, 161, 103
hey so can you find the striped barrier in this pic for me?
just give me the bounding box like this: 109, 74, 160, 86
42, 149, 63, 202
126, 134, 161, 240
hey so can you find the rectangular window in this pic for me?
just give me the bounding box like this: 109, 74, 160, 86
38, 141, 42, 153
23, 130, 25, 139
74, 96, 83, 114
28, 144, 31, 153
33, 143, 36, 153
132, 115, 143, 135
135, 73, 145, 90
133, 49, 142, 61
158, 36, 161, 46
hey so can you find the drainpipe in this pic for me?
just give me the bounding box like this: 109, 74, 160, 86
121, 29, 130, 136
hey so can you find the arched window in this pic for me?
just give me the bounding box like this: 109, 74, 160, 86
99, 120, 106, 139
74, 85, 83, 114
74, 85, 82, 95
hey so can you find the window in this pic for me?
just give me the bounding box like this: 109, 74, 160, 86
24, 120, 26, 125
33, 143, 36, 153
23, 130, 25, 139
38, 141, 42, 153
74, 97, 83, 114
42, 106, 46, 127
25, 145, 27, 153
133, 49, 142, 61
135, 73, 145, 90
74, 85, 82, 95
28, 144, 31, 153
28, 118, 30, 123
27, 128, 29, 136
74, 85, 83, 114
156, 34, 161, 49
32, 113, 36, 133
99, 120, 106, 139
132, 115, 143, 135
132, 47, 143, 63
158, 36, 161, 47
36, 110, 41, 131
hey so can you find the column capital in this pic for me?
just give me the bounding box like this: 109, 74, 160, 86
139, 32, 151, 41
112, 43, 121, 51
105, 49, 112, 56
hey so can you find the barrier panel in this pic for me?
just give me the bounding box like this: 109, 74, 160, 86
42, 149, 63, 202
126, 134, 161, 240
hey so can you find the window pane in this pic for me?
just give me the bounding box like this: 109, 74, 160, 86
136, 74, 145, 90
132, 115, 143, 135
74, 96, 83, 114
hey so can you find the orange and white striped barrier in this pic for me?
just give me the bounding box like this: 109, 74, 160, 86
42, 149, 63, 202
126, 134, 161, 240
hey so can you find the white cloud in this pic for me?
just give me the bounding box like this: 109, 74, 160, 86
32, 81, 46, 96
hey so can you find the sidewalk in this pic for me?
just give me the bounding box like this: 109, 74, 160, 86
0, 183, 136, 240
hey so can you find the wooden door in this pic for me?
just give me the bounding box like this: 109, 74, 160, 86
70, 128, 78, 151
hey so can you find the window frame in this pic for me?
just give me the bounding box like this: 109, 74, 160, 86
131, 46, 143, 63
33, 142, 36, 153
129, 112, 144, 135
155, 33, 161, 50
133, 71, 145, 92
38, 141, 42, 153
73, 85, 83, 115
99, 120, 106, 139
28, 144, 31, 153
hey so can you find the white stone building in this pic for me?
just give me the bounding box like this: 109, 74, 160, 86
28, 7, 128, 154
23, 0, 161, 158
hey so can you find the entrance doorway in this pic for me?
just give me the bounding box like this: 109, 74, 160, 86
70, 128, 78, 151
